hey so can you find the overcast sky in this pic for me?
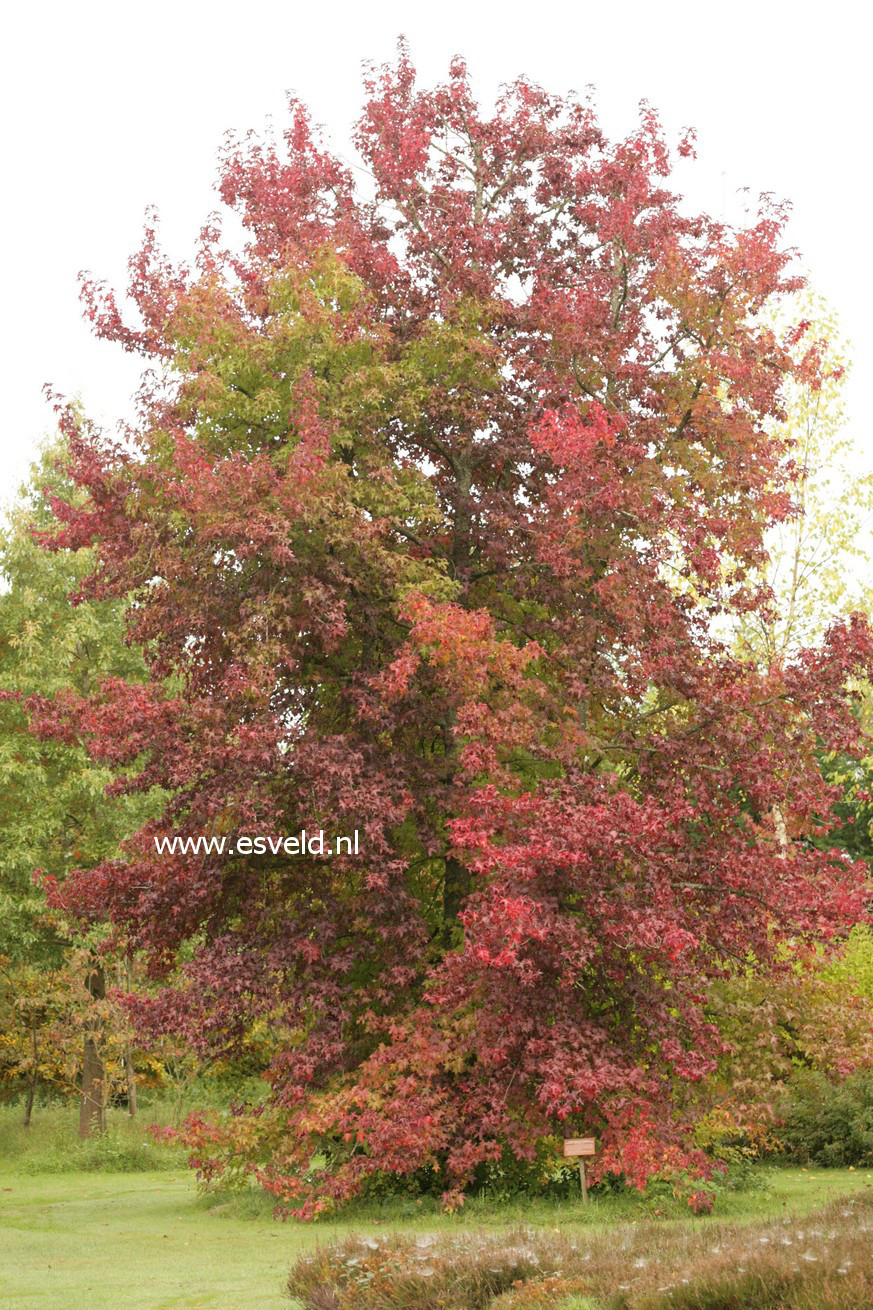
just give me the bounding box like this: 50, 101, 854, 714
2, 1, 869, 513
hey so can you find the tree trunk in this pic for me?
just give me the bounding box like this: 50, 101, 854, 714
121, 956, 137, 1118
23, 1012, 39, 1128
442, 854, 471, 948
79, 962, 106, 1138
124, 1046, 137, 1119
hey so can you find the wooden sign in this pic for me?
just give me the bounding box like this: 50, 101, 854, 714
563, 1137, 596, 1158
563, 1136, 596, 1203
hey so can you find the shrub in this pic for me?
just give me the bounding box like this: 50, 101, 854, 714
779, 1070, 873, 1167
685, 1188, 715, 1215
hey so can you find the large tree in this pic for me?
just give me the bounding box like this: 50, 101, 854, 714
34, 50, 873, 1210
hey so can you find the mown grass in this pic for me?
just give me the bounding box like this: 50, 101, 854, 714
1, 1106, 872, 1309
0, 1169, 312, 1309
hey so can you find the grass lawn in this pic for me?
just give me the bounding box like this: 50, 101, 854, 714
1, 1164, 872, 1309
0, 1170, 311, 1310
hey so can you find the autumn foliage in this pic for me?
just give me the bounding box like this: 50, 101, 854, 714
33, 49, 873, 1212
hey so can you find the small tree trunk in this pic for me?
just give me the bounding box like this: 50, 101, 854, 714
23, 1012, 39, 1128
124, 1047, 137, 1119
122, 954, 137, 1118
772, 806, 788, 853
79, 963, 106, 1138
442, 854, 471, 948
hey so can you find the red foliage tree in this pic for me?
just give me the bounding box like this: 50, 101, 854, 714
35, 49, 873, 1211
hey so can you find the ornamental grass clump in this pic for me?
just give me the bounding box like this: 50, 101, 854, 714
287, 1230, 566, 1309
287, 1193, 873, 1309
611, 1200, 873, 1309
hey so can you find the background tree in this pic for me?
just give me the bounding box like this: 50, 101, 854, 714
33, 50, 873, 1210
0, 439, 161, 1130
736, 292, 873, 665
687, 298, 873, 1154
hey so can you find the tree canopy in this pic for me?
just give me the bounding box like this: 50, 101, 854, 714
31, 50, 873, 1212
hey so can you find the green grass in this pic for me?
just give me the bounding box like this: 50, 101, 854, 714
1, 1108, 872, 1310
0, 1102, 187, 1174
0, 1169, 313, 1309
195, 1160, 873, 1230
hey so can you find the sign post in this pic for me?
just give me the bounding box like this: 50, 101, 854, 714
562, 1137, 596, 1202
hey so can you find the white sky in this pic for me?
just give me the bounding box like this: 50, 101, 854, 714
2, 1, 870, 514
